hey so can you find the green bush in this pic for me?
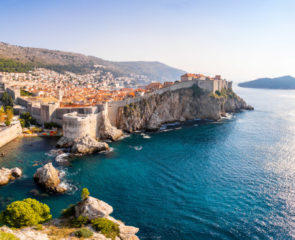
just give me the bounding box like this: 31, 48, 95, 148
70, 216, 89, 228
0, 198, 52, 228
91, 218, 119, 240
61, 204, 75, 218
1, 92, 13, 107
4, 120, 11, 126
215, 90, 221, 96
74, 228, 93, 238
192, 84, 204, 97
19, 119, 25, 128
81, 188, 90, 200
0, 231, 19, 240
20, 112, 37, 127
44, 122, 61, 129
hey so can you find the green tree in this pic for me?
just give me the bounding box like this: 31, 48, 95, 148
19, 119, 25, 128
1, 92, 13, 107
5, 108, 13, 121
4, 120, 10, 126
0, 198, 52, 228
81, 188, 90, 200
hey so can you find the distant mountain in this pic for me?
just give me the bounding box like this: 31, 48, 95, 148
238, 76, 295, 89
0, 42, 185, 83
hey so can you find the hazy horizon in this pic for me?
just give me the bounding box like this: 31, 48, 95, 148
1, 0, 295, 82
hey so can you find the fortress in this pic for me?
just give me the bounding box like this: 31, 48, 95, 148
0, 74, 233, 140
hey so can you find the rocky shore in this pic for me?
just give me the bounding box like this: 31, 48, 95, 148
0, 167, 22, 186
0, 193, 139, 240
57, 135, 109, 155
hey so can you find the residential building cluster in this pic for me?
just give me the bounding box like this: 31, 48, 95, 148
1, 69, 226, 109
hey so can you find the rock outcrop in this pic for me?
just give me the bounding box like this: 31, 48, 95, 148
74, 195, 139, 240
57, 135, 109, 155
33, 163, 66, 193
75, 196, 113, 220
71, 136, 109, 154
56, 136, 74, 148
0, 167, 22, 186
116, 86, 253, 132
98, 107, 123, 141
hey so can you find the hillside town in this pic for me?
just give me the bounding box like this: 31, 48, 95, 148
0, 68, 225, 107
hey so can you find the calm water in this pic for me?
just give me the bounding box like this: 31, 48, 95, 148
1, 87, 295, 239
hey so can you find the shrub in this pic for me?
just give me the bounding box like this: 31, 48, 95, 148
44, 122, 61, 129
91, 218, 119, 240
192, 84, 203, 97
81, 188, 90, 200
4, 120, 11, 126
0, 198, 52, 228
215, 90, 221, 96
61, 204, 75, 218
70, 216, 89, 228
0, 231, 19, 240
19, 118, 25, 128
74, 228, 93, 238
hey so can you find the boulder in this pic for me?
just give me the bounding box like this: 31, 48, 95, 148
0, 167, 22, 186
75, 196, 113, 220
33, 163, 66, 193
71, 136, 109, 154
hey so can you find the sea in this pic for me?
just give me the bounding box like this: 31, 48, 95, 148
1, 86, 295, 240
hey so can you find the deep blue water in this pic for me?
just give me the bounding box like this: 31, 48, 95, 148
1, 86, 295, 239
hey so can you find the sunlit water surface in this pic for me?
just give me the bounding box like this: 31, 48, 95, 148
1, 87, 295, 239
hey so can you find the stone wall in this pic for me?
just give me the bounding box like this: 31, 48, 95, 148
0, 121, 22, 148
62, 112, 100, 139
6, 87, 20, 100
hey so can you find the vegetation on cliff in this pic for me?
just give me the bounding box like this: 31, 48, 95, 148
0, 58, 34, 73
0, 198, 52, 228
91, 218, 120, 240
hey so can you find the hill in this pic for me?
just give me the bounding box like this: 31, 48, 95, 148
238, 76, 295, 89
0, 42, 185, 83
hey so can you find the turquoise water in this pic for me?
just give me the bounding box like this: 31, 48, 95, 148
1, 87, 295, 239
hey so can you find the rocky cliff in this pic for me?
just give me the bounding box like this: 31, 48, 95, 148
116, 85, 253, 132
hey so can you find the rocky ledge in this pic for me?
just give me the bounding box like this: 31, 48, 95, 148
0, 167, 22, 186
57, 135, 109, 155
72, 195, 139, 240
33, 163, 67, 193
116, 86, 254, 132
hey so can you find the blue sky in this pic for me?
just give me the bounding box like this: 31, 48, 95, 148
1, 0, 295, 81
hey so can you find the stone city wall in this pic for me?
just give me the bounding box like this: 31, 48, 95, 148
107, 79, 231, 126
0, 121, 22, 148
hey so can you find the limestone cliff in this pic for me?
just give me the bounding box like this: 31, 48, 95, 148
116, 85, 253, 132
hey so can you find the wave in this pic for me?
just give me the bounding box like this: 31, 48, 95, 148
55, 153, 70, 163
129, 145, 143, 151
141, 133, 151, 139
119, 134, 131, 140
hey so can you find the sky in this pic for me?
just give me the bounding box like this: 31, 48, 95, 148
0, 0, 295, 81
